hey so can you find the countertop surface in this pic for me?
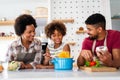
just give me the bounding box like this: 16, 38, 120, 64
0, 67, 120, 80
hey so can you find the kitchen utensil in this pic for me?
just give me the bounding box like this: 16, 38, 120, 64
51, 58, 75, 70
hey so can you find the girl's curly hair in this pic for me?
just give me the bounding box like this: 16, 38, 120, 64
45, 21, 66, 38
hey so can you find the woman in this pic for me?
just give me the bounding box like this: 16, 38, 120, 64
7, 14, 48, 69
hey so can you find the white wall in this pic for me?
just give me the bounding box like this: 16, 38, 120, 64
0, 0, 48, 20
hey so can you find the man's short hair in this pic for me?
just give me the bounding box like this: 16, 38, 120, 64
85, 13, 106, 30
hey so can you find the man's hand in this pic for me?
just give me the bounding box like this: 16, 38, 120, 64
96, 50, 113, 66
80, 50, 93, 62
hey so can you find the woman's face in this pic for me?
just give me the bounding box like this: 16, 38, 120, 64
51, 30, 63, 44
22, 24, 36, 42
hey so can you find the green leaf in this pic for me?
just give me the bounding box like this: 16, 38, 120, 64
85, 61, 90, 67
95, 60, 100, 67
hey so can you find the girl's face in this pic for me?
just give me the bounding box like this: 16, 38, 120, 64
51, 30, 63, 44
22, 24, 36, 42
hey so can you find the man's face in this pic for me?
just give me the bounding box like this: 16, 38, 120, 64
86, 24, 99, 40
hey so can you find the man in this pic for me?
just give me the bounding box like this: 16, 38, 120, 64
77, 13, 120, 68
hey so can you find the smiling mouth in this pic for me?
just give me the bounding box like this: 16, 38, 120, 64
56, 40, 60, 42
29, 37, 34, 39
55, 39, 61, 42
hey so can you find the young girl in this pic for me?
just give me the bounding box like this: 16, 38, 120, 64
44, 21, 70, 65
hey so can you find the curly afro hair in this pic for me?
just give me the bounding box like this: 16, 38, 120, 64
14, 14, 37, 36
45, 21, 66, 38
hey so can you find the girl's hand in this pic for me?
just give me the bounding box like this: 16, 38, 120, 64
43, 52, 51, 57
44, 53, 51, 60
43, 53, 52, 65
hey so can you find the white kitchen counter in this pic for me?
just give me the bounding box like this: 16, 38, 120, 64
0, 67, 120, 80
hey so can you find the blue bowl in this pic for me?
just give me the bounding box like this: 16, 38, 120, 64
51, 58, 75, 70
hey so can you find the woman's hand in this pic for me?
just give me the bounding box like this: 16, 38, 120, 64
19, 62, 26, 69
19, 62, 33, 69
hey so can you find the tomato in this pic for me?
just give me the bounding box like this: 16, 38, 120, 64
85, 60, 100, 67
90, 61, 96, 66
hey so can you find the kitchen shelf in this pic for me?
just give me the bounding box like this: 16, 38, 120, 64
0, 16, 48, 26
0, 36, 17, 40
34, 15, 48, 18
76, 30, 86, 34
68, 42, 76, 46
111, 18, 120, 20
0, 36, 43, 40
52, 19, 74, 23
0, 20, 15, 26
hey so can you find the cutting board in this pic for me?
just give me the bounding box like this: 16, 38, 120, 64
80, 66, 117, 72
